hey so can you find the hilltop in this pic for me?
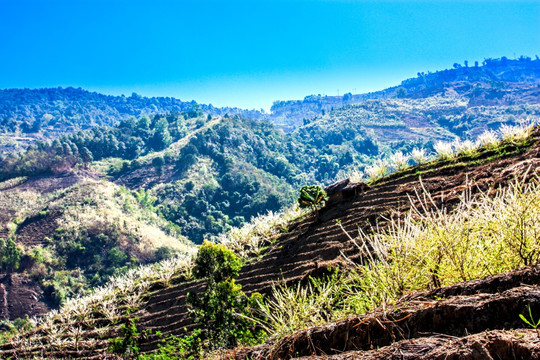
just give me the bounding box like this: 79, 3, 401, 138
271, 56, 540, 131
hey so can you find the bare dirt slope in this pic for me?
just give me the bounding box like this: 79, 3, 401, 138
2, 128, 540, 358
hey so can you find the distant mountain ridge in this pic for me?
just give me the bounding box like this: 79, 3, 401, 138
0, 56, 538, 152
270, 56, 540, 130
0, 87, 265, 152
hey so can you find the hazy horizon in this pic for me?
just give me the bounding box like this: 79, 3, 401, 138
1, 0, 539, 111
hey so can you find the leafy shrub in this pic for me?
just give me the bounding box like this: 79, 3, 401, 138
138, 330, 203, 360
0, 238, 21, 272
108, 317, 142, 357
186, 241, 265, 353
297, 185, 328, 216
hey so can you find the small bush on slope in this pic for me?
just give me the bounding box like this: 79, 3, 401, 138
139, 242, 266, 360
186, 242, 265, 353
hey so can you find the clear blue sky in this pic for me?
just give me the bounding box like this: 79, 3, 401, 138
1, 1, 539, 111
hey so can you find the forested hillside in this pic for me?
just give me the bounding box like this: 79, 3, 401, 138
0, 87, 264, 153
2, 58, 539, 244
0, 57, 538, 322
271, 56, 540, 130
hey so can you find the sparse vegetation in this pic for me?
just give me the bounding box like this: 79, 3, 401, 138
217, 206, 304, 260
390, 151, 410, 171
411, 147, 428, 164
519, 305, 540, 334
255, 176, 540, 342
365, 160, 389, 182
434, 140, 455, 159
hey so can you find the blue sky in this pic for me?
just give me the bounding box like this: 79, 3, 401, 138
1, 1, 539, 110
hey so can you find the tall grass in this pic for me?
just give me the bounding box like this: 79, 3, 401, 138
500, 123, 534, 142
218, 207, 305, 260
257, 176, 540, 338
411, 148, 428, 165
476, 130, 499, 148
434, 141, 455, 159
390, 151, 410, 171
356, 177, 540, 305
453, 139, 476, 156
365, 160, 389, 182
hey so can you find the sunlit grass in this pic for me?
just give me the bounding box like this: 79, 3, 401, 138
476, 129, 499, 148
257, 176, 540, 340
411, 147, 428, 165
218, 206, 305, 260
453, 139, 476, 156
390, 151, 410, 171
365, 160, 388, 182
434, 140, 455, 159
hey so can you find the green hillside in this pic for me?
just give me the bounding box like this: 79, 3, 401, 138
0, 58, 537, 325
0, 87, 264, 154
271, 57, 540, 130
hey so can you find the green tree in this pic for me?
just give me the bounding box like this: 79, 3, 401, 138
150, 118, 172, 151
152, 156, 165, 175
297, 185, 328, 219
0, 238, 21, 272
186, 241, 263, 352
80, 147, 93, 168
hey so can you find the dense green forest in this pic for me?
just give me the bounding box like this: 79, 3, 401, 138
0, 87, 264, 153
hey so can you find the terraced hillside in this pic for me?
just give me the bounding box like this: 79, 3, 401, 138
271, 57, 540, 130
236, 266, 540, 359
2, 124, 540, 358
